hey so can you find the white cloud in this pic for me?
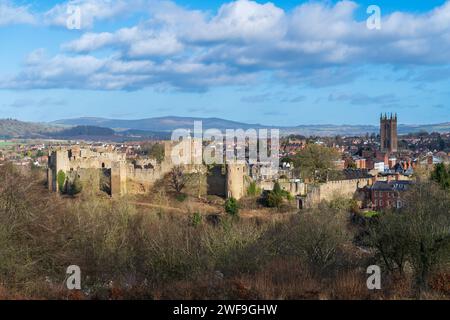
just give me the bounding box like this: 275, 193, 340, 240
188, 0, 286, 42
0, 0, 36, 26
127, 32, 183, 57
289, 0, 358, 40
0, 0, 151, 29
44, 0, 146, 29
4, 0, 450, 91
2, 48, 255, 91
63, 27, 184, 57
62, 32, 115, 52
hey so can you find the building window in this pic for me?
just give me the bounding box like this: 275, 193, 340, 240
379, 200, 383, 206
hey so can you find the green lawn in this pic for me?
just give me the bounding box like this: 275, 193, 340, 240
363, 210, 379, 218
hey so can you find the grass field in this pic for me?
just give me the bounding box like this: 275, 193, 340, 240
0, 141, 16, 148
0, 140, 19, 149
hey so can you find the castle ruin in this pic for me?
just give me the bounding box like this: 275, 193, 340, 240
47, 141, 247, 199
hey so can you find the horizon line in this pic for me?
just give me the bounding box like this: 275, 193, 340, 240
9, 115, 449, 129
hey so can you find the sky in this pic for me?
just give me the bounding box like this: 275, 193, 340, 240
0, 0, 449, 126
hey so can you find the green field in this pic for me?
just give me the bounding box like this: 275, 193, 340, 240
0, 141, 17, 148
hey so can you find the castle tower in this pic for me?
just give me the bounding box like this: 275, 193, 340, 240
47, 148, 70, 192
226, 163, 246, 200
380, 113, 398, 153
111, 161, 127, 196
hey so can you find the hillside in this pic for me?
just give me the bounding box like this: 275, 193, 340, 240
49, 125, 115, 138
52, 116, 267, 131
0, 119, 59, 138
49, 125, 170, 141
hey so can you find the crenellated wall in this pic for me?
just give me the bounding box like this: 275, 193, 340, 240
303, 178, 371, 208
47, 144, 246, 199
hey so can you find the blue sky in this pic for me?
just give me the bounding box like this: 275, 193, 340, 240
0, 0, 449, 126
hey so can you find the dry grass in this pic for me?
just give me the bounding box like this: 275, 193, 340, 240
0, 164, 448, 300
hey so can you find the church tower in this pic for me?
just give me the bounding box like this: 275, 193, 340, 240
380, 113, 398, 153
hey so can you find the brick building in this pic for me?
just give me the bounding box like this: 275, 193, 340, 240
366, 179, 413, 210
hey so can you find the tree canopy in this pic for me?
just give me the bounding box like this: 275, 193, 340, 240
431, 163, 450, 190
291, 144, 341, 182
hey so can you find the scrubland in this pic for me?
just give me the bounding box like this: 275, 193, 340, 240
0, 163, 448, 300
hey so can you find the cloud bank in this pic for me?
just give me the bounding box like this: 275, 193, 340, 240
2, 0, 450, 91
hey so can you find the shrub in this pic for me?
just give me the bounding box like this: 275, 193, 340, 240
267, 191, 283, 208
265, 182, 292, 208
328, 196, 359, 213
202, 220, 265, 275
68, 176, 83, 196
273, 181, 282, 194
57, 170, 66, 193
225, 197, 239, 216
191, 212, 202, 227
247, 181, 261, 197
175, 193, 187, 202
262, 210, 348, 276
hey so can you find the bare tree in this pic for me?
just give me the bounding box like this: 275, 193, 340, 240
168, 166, 187, 194
403, 182, 450, 293
367, 182, 450, 293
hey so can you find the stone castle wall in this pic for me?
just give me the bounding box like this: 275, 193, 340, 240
207, 165, 227, 198
257, 180, 306, 197
304, 178, 371, 208
67, 168, 101, 193
47, 142, 246, 199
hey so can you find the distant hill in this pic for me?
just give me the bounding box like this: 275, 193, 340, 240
119, 129, 171, 140
1, 117, 449, 139
50, 125, 115, 138
397, 123, 450, 134
48, 125, 170, 141
0, 119, 59, 138
53, 116, 450, 136
52, 116, 266, 132
0, 119, 171, 141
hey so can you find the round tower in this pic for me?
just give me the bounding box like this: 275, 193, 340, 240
226, 163, 246, 200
